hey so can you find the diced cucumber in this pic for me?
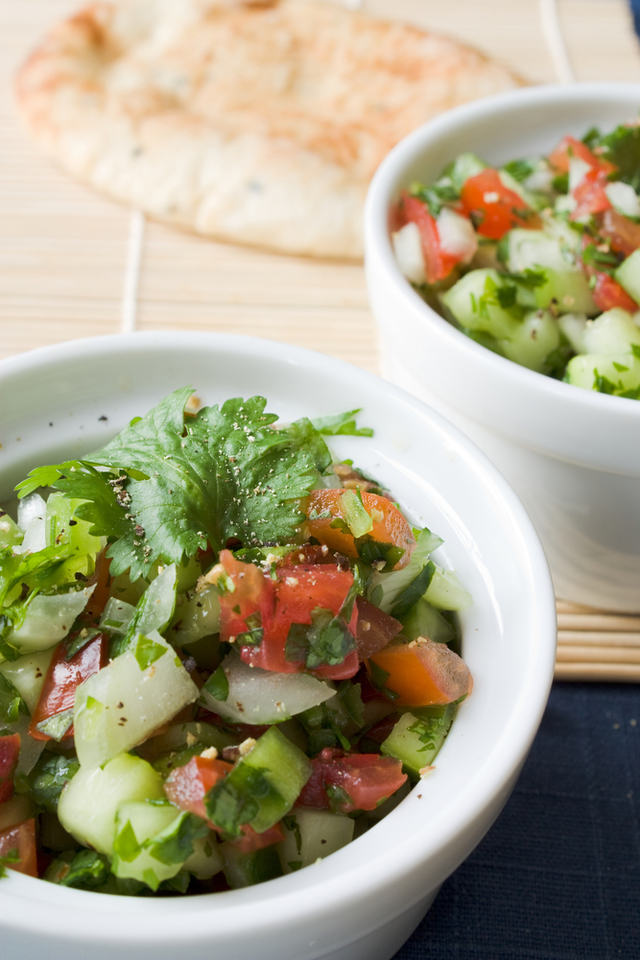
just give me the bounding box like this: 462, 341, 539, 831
381, 705, 456, 779
112, 800, 212, 890
170, 585, 221, 646
399, 598, 455, 644
439, 269, 521, 340
564, 353, 640, 395
424, 567, 472, 611
615, 248, 640, 303
582, 308, 640, 355
532, 269, 597, 315
558, 312, 588, 353
73, 630, 199, 769
199, 653, 335, 725
57, 752, 164, 856
112, 800, 186, 889
0, 647, 55, 713
7, 586, 96, 656
500, 309, 561, 374
278, 808, 354, 874
205, 726, 312, 836
183, 832, 224, 880
219, 841, 283, 889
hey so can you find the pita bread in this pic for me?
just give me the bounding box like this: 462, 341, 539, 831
15, 0, 524, 258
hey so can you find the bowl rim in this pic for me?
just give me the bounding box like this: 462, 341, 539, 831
0, 332, 557, 945
364, 80, 640, 428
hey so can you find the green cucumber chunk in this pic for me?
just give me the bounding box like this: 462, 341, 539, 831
205, 726, 312, 837
278, 808, 354, 874
381, 705, 456, 779
615, 248, 640, 304
564, 353, 640, 396
57, 752, 164, 856
112, 800, 210, 890
439, 269, 521, 340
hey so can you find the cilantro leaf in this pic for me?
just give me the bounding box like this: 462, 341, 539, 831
15, 390, 330, 581
0, 848, 21, 879
27, 753, 80, 813
592, 123, 640, 191
310, 409, 374, 437
146, 811, 209, 866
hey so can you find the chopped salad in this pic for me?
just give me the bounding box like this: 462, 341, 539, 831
392, 119, 640, 399
0, 389, 472, 895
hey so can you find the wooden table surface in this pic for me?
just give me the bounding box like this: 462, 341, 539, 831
2, 0, 640, 678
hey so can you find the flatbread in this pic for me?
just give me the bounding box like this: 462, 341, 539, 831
15, 0, 524, 258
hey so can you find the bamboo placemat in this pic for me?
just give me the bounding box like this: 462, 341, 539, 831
1, 0, 640, 679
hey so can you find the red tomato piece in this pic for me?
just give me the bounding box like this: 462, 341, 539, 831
0, 818, 37, 877
0, 734, 21, 805
398, 193, 462, 284
28, 631, 109, 742
571, 167, 612, 220
303, 488, 417, 570
296, 749, 407, 813
548, 135, 616, 175
460, 168, 541, 239
218, 549, 275, 645
240, 564, 359, 677
599, 208, 640, 257
164, 754, 233, 822
591, 273, 638, 313
228, 822, 285, 854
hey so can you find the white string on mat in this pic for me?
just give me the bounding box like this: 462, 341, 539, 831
539, 0, 576, 83
121, 208, 145, 334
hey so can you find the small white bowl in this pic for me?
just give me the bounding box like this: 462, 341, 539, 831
365, 82, 640, 613
0, 333, 555, 960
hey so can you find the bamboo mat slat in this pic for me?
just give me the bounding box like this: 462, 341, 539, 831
2, 0, 640, 679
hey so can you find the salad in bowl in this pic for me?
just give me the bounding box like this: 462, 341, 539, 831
0, 333, 555, 960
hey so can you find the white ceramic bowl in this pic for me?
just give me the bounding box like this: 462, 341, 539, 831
365, 82, 640, 612
0, 333, 555, 960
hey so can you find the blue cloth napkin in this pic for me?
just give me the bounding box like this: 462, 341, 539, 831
631, 0, 640, 35
393, 682, 640, 959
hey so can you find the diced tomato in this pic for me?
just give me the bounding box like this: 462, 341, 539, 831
548, 135, 616, 175
354, 596, 403, 661
368, 637, 473, 707
599, 208, 640, 256
0, 818, 37, 877
296, 748, 407, 813
579, 235, 638, 313
460, 168, 541, 239
571, 167, 612, 220
397, 193, 462, 284
228, 822, 285, 854
240, 564, 359, 678
218, 549, 275, 644
0, 734, 21, 805
164, 754, 233, 822
303, 488, 416, 570
279, 544, 337, 566
591, 272, 638, 312
28, 631, 109, 741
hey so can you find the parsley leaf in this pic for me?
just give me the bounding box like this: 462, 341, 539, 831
409, 182, 459, 217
